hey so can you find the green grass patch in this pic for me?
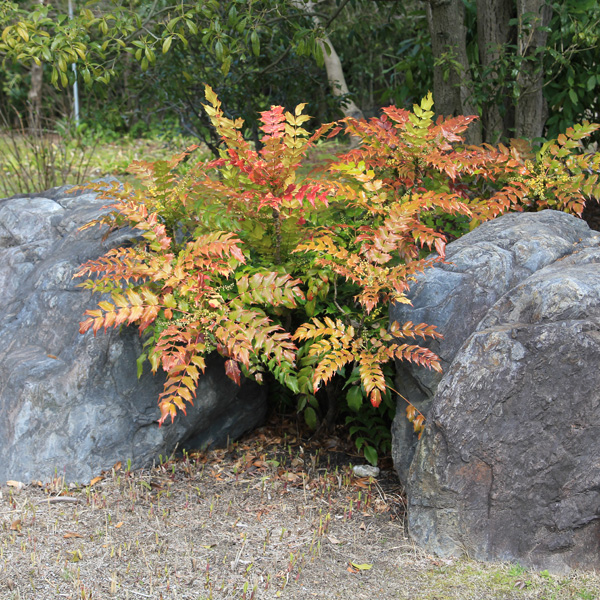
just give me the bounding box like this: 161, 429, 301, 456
402, 559, 600, 600
0, 129, 207, 197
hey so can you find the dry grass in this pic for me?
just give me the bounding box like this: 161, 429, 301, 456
0, 422, 599, 600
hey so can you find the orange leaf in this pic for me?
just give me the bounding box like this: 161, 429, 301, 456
6, 480, 24, 490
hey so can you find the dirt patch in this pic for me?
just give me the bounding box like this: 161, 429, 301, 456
0, 420, 598, 600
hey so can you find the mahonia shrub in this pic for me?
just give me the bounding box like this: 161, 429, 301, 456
76, 89, 600, 465
499, 124, 600, 216
304, 98, 599, 456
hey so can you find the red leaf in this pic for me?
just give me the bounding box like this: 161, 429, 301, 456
225, 359, 242, 386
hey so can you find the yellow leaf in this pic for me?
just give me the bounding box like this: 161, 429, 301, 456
115, 522, 124, 529
16, 24, 29, 42
295, 103, 307, 116
350, 562, 373, 571
68, 549, 83, 562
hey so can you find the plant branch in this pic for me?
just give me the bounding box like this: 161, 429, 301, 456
322, 0, 352, 30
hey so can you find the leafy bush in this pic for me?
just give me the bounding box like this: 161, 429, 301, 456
500, 125, 600, 215
75, 89, 600, 465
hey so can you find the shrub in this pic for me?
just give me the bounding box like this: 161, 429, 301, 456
75, 89, 600, 464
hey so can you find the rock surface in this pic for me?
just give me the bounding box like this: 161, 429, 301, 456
0, 184, 267, 484
390, 210, 599, 485
391, 209, 600, 572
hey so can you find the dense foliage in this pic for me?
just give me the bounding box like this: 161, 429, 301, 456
75, 90, 600, 463
2, 1, 599, 145
2, 1, 600, 465
0, 0, 332, 142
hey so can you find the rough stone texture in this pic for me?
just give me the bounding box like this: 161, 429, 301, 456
393, 209, 600, 572
390, 210, 600, 485
0, 184, 267, 484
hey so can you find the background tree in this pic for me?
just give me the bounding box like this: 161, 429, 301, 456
1, 0, 599, 145
425, 0, 482, 143
0, 0, 341, 143
427, 0, 600, 143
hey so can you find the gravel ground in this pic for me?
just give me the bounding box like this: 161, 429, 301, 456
1, 423, 599, 600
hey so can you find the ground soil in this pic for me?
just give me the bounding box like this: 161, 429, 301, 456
1, 417, 599, 600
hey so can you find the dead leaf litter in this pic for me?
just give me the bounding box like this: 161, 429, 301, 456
0, 423, 598, 599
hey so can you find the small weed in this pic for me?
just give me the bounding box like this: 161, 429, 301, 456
507, 563, 527, 577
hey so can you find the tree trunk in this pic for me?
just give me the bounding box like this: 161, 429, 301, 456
27, 62, 43, 132
514, 0, 552, 140
425, 0, 482, 144
318, 35, 364, 120
292, 0, 364, 120
476, 0, 515, 143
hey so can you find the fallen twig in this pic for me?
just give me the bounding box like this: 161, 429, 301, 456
35, 496, 82, 506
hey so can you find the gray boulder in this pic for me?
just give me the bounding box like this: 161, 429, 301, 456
0, 184, 267, 484
390, 210, 599, 485
391, 209, 600, 572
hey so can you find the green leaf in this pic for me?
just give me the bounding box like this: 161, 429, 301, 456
314, 41, 324, 67
587, 75, 596, 92
568, 88, 578, 105
236, 17, 247, 34
251, 30, 259, 56
221, 55, 231, 76
162, 36, 172, 54
297, 396, 307, 412
166, 17, 180, 32
215, 40, 224, 61
16, 24, 28, 42
186, 19, 198, 35
363, 445, 378, 466
346, 385, 363, 412
145, 47, 155, 64
136, 353, 146, 379
286, 375, 300, 395
304, 407, 318, 430
350, 562, 373, 571
308, 396, 319, 409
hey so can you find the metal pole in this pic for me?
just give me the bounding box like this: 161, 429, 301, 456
68, 0, 80, 127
